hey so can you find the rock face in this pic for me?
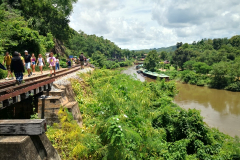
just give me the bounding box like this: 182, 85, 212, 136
52, 39, 67, 57
0, 134, 61, 160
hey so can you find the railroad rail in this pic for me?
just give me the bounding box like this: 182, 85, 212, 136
0, 64, 80, 90
0, 65, 81, 109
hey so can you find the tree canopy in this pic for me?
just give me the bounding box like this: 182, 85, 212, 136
143, 50, 159, 72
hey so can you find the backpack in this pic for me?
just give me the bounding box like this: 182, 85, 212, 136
80, 55, 84, 61
4, 55, 12, 61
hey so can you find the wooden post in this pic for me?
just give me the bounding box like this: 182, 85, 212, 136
36, 88, 39, 94
0, 101, 2, 109
41, 97, 45, 119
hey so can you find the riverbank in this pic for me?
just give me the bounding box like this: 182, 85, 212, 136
46, 69, 240, 159
157, 69, 240, 92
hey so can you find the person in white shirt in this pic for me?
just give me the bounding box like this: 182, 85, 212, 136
48, 52, 56, 77
36, 54, 45, 74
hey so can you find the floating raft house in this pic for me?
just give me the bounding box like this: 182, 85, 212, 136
137, 68, 170, 81
136, 64, 143, 69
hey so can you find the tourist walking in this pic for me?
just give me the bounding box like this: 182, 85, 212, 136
3, 52, 14, 80
11, 51, 25, 84
67, 58, 71, 68
36, 54, 45, 74
31, 53, 36, 75
79, 53, 85, 69
48, 52, 56, 77
55, 57, 60, 70
24, 50, 32, 77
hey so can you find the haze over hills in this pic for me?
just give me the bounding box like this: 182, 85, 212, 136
134, 45, 177, 53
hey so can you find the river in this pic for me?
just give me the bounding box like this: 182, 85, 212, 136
122, 65, 240, 137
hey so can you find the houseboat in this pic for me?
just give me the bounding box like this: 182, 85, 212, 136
137, 68, 170, 81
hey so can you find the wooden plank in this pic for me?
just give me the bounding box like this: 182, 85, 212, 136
0, 119, 47, 135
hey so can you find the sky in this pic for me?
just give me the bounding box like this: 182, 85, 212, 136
69, 0, 240, 50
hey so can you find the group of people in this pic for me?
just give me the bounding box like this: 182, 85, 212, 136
65, 53, 86, 69
2, 51, 87, 84
2, 51, 59, 84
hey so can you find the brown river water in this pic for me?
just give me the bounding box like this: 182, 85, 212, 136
122, 65, 240, 137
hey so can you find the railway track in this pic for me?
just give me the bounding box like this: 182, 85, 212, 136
0, 65, 80, 90
0, 65, 82, 109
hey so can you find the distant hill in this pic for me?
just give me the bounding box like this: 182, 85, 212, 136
134, 45, 177, 53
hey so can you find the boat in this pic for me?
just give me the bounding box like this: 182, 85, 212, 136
136, 64, 143, 69
137, 68, 170, 81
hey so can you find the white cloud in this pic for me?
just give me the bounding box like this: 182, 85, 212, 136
69, 0, 240, 50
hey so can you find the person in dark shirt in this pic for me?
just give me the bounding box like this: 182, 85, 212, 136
79, 53, 85, 69
11, 51, 25, 84
24, 50, 32, 77
67, 58, 71, 69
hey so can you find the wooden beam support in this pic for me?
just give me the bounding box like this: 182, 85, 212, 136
30, 90, 34, 96
0, 79, 55, 101
36, 88, 39, 94
0, 119, 47, 135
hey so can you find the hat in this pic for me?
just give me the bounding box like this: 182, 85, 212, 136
24, 50, 28, 52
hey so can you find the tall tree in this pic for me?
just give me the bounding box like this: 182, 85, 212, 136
213, 38, 223, 50
210, 61, 230, 88
176, 42, 183, 49
160, 51, 168, 60
172, 48, 193, 70
143, 50, 159, 71
229, 35, 240, 47
5, 0, 77, 41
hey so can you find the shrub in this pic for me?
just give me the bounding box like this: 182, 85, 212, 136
104, 61, 116, 69
197, 80, 205, 86
193, 62, 212, 74
225, 81, 240, 91
111, 63, 120, 69
0, 68, 7, 79
181, 70, 198, 84
59, 60, 68, 68
0, 55, 7, 79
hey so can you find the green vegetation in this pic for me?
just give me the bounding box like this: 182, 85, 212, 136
0, 0, 74, 78
134, 45, 177, 54
87, 51, 133, 69
66, 32, 134, 59
47, 69, 240, 159
0, 56, 7, 79
58, 57, 68, 68
0, 1, 60, 55
0, 0, 134, 79
143, 50, 159, 71
65, 31, 135, 69
149, 36, 240, 91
